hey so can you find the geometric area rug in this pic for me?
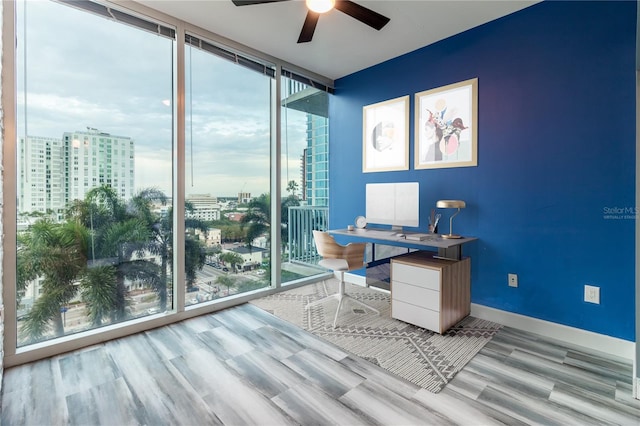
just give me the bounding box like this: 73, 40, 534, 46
250, 279, 502, 393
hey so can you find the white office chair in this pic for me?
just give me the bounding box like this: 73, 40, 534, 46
306, 230, 380, 328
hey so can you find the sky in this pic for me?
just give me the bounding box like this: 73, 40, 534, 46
16, 0, 310, 199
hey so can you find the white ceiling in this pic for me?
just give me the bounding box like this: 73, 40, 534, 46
133, 0, 539, 82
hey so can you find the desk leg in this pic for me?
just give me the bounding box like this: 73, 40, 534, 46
438, 245, 461, 260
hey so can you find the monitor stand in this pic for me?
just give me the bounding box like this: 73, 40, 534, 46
390, 225, 404, 235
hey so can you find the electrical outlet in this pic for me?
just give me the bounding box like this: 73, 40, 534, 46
508, 273, 518, 287
584, 285, 600, 304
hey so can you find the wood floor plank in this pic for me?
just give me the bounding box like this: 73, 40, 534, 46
1, 358, 68, 425
106, 334, 221, 425
65, 378, 139, 426
282, 348, 366, 398
172, 347, 298, 426
341, 378, 455, 425
58, 346, 121, 396
225, 350, 307, 398
2, 303, 639, 426
272, 383, 372, 426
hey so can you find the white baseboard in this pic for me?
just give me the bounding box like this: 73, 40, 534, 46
471, 304, 635, 361
344, 273, 635, 361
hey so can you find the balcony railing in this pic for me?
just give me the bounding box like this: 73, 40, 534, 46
287, 206, 328, 264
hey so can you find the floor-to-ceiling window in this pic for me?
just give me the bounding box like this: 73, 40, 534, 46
3, 0, 332, 365
280, 75, 330, 283
184, 34, 273, 305
14, 0, 176, 346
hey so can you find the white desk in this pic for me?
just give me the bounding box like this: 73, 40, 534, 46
329, 228, 476, 333
329, 228, 476, 260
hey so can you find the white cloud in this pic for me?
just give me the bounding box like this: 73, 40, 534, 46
16, 0, 313, 200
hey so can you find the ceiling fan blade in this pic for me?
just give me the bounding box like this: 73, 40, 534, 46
231, 0, 291, 6
297, 11, 320, 43
334, 0, 390, 31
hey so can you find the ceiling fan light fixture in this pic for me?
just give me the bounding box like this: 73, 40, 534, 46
306, 0, 335, 14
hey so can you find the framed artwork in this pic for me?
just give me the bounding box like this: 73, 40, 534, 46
362, 95, 409, 172
414, 78, 478, 169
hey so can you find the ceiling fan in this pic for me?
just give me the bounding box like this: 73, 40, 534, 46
231, 0, 390, 43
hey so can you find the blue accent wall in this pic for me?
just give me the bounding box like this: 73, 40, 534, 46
329, 1, 637, 340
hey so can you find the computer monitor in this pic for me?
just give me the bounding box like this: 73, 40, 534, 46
366, 182, 419, 232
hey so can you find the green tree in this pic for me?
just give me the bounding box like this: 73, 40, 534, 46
185, 237, 206, 290
68, 186, 155, 321
286, 180, 299, 198
241, 193, 299, 253
215, 274, 237, 297
17, 220, 90, 341
218, 251, 244, 273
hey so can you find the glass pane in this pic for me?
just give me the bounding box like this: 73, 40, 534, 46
184, 39, 272, 306
281, 78, 330, 284
16, 0, 175, 345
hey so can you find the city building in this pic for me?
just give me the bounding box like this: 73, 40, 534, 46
224, 245, 266, 271
62, 128, 135, 204
283, 79, 329, 207
17, 128, 135, 216
186, 193, 221, 222
302, 114, 329, 206
237, 192, 251, 204
17, 136, 66, 216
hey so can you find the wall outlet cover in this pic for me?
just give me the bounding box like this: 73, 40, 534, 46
508, 273, 518, 287
584, 285, 600, 304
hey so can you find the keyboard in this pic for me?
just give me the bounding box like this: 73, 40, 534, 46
357, 229, 396, 238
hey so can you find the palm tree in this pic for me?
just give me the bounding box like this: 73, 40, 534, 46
241, 192, 299, 253
136, 193, 209, 311
286, 180, 299, 199
80, 265, 118, 327
68, 186, 155, 322
17, 220, 90, 341
241, 193, 270, 247
185, 236, 206, 290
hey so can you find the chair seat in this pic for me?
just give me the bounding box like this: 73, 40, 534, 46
319, 258, 349, 272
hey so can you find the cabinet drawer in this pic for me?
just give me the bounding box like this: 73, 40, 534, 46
392, 300, 440, 332
392, 262, 440, 291
392, 282, 440, 312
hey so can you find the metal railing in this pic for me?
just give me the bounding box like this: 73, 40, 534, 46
287, 206, 328, 264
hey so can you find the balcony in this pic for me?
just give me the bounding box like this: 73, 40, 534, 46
287, 205, 328, 266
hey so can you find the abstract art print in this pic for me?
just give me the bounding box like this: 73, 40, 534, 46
415, 79, 477, 169
363, 95, 409, 172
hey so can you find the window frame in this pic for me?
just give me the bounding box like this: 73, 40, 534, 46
1, 0, 333, 367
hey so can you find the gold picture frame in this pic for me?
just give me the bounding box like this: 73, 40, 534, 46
362, 95, 409, 172
415, 78, 478, 169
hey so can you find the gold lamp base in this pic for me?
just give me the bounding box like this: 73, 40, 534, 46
441, 234, 462, 239
436, 200, 466, 241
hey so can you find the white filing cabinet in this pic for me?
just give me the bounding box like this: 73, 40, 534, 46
391, 251, 471, 334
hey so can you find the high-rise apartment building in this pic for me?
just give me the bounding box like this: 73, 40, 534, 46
282, 79, 329, 207
18, 128, 135, 216
63, 128, 135, 204
18, 136, 66, 215
303, 114, 329, 206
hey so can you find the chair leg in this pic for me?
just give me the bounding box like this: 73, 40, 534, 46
331, 271, 380, 328
333, 293, 345, 328
305, 271, 380, 328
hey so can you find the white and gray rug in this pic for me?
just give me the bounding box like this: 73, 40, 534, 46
251, 280, 502, 393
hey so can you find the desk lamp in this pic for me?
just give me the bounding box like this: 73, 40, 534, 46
436, 200, 466, 239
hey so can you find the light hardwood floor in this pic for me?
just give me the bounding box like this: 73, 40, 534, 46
2, 302, 639, 425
